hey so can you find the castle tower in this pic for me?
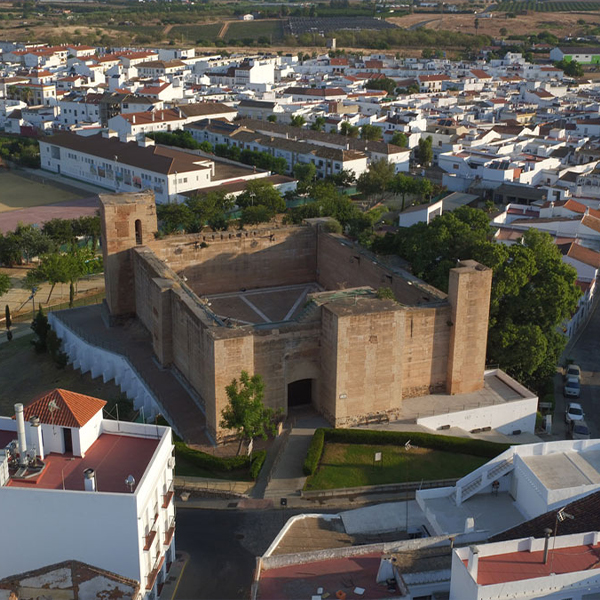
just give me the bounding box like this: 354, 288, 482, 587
446, 260, 493, 395
99, 191, 157, 320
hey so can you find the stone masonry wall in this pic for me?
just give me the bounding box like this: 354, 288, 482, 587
147, 226, 318, 296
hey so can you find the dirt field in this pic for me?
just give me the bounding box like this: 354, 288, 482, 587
389, 11, 600, 38
0, 171, 86, 213
0, 334, 126, 418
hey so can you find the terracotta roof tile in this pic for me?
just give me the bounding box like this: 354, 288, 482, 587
22, 389, 106, 428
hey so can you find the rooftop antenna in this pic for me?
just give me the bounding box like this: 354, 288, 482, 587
48, 398, 60, 434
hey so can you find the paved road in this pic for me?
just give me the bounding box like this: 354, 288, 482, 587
555, 301, 600, 438
174, 508, 335, 600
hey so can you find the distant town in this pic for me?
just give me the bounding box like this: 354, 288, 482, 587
2, 7, 600, 600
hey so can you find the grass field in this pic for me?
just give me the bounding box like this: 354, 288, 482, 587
0, 333, 126, 417
170, 23, 223, 43
0, 171, 85, 213
304, 442, 488, 490
224, 20, 284, 42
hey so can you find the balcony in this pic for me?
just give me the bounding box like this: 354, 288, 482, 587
143, 528, 157, 552
146, 556, 165, 591
162, 483, 174, 509
164, 517, 175, 546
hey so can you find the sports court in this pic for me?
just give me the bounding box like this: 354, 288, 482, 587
206, 282, 322, 325
0, 171, 86, 212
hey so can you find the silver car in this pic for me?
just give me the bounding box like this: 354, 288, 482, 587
564, 364, 581, 382
564, 377, 581, 399
571, 421, 591, 440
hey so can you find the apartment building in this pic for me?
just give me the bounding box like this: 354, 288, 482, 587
0, 390, 175, 600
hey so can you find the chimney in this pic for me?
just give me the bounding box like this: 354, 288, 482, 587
132, 115, 136, 124
15, 403, 27, 467
28, 415, 44, 460
467, 546, 479, 580
84, 468, 97, 492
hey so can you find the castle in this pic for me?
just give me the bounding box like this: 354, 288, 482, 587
100, 191, 493, 442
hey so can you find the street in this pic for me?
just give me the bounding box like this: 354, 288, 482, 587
555, 301, 600, 439
174, 507, 326, 600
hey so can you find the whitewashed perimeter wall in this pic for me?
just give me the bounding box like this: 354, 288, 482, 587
48, 314, 173, 434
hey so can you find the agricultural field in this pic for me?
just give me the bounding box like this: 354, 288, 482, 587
497, 0, 600, 10
170, 23, 223, 44
224, 19, 285, 43
388, 11, 600, 38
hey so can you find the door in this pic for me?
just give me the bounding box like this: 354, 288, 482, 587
63, 428, 73, 453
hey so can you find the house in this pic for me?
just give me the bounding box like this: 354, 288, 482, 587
550, 46, 600, 64
0, 560, 141, 600
236, 99, 285, 121
0, 391, 175, 599
107, 109, 187, 140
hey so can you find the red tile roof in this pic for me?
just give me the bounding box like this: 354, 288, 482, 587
22, 389, 106, 428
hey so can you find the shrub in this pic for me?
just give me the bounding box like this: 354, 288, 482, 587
322, 219, 342, 234
174, 440, 251, 472
250, 450, 267, 479
320, 428, 510, 458
303, 428, 325, 475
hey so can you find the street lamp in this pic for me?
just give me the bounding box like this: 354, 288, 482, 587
549, 506, 575, 573
29, 286, 38, 319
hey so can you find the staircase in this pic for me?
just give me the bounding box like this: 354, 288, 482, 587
295, 300, 321, 323
450, 449, 515, 506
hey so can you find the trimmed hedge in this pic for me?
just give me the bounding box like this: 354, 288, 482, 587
250, 450, 267, 480
303, 428, 325, 476
322, 429, 511, 458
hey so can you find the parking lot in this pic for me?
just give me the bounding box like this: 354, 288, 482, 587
554, 301, 600, 439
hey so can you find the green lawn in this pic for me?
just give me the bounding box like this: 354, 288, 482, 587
224, 20, 284, 42
305, 442, 488, 490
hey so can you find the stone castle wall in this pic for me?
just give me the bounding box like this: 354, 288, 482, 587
100, 193, 493, 441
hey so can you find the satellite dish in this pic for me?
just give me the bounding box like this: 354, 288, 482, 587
125, 474, 136, 492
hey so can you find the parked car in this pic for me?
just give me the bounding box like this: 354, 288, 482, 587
564, 364, 581, 382
564, 377, 581, 399
565, 402, 585, 424
570, 420, 591, 440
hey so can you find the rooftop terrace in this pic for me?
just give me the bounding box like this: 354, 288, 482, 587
3, 433, 160, 494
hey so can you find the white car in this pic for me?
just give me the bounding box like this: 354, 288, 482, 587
564, 364, 581, 382
571, 421, 591, 440
565, 402, 585, 424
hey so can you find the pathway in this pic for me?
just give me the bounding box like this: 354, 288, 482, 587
53, 304, 211, 445
262, 411, 329, 500
218, 21, 231, 39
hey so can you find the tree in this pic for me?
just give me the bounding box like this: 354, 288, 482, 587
391, 131, 408, 148
185, 191, 234, 232
392, 173, 417, 211
157, 203, 193, 234
290, 115, 306, 128
416, 177, 434, 202
236, 180, 285, 213
42, 218, 75, 246
365, 77, 397, 95
240, 205, 274, 226
373, 208, 581, 387
267, 114, 277, 123
0, 274, 10, 297
360, 124, 383, 141
220, 371, 278, 454
311, 116, 326, 131
340, 121, 360, 138
31, 306, 50, 353
330, 168, 356, 187
555, 59, 584, 78
356, 159, 396, 200
416, 136, 433, 167
499, 27, 507, 37
13, 223, 52, 263
293, 162, 317, 194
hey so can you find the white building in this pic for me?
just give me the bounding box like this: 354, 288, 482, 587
39, 131, 270, 203
0, 390, 175, 600
450, 532, 600, 600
